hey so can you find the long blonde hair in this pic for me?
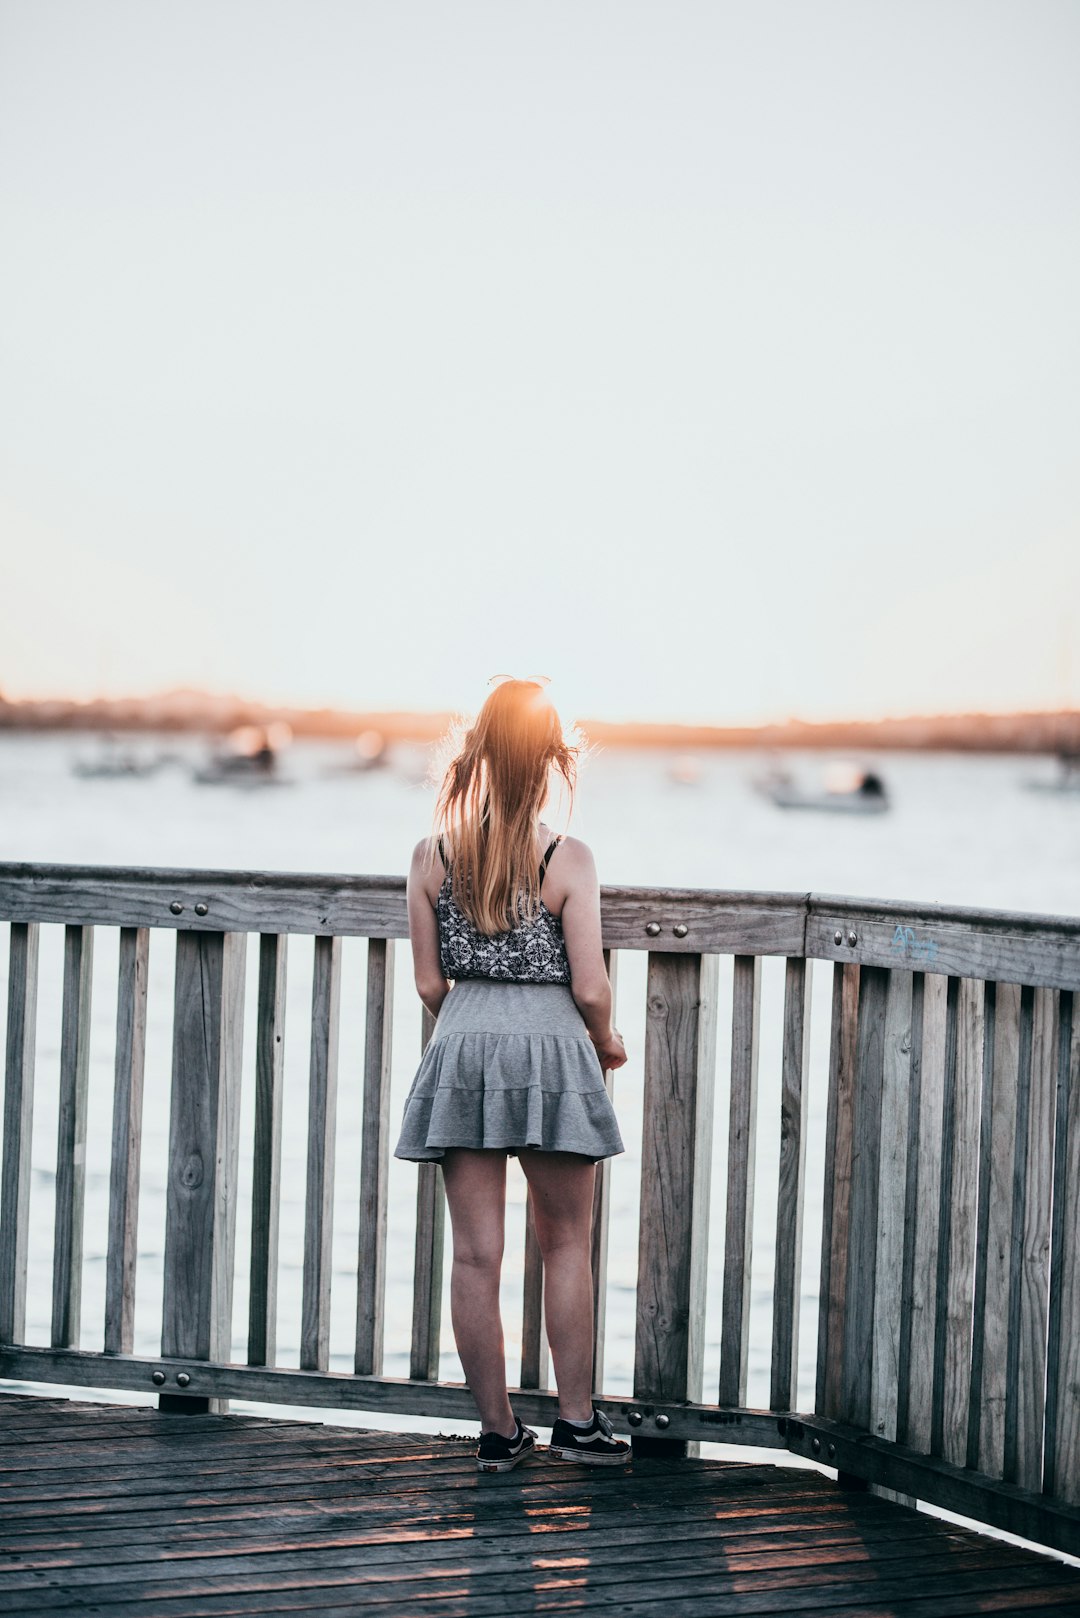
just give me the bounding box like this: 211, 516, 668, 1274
429, 680, 579, 935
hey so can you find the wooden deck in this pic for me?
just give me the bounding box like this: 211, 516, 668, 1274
1, 1395, 1077, 1618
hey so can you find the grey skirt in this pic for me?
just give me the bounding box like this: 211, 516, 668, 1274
393, 979, 625, 1164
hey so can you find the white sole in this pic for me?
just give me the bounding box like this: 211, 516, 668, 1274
546, 1443, 631, 1466
477, 1435, 537, 1472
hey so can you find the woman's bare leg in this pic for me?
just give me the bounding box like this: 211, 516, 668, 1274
517, 1150, 596, 1421
440, 1148, 515, 1436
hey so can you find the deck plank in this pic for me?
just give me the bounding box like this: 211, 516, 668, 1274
0, 1395, 1074, 1618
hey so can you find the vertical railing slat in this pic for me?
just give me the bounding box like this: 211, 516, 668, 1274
839, 964, 888, 1429
895, 971, 926, 1445
590, 947, 618, 1396
1046, 991, 1079, 1505
817, 961, 859, 1418
1014, 985, 1058, 1491
0, 922, 40, 1345
105, 926, 149, 1356
301, 934, 341, 1373
938, 976, 984, 1467
901, 971, 948, 1450
161, 930, 246, 1409
248, 933, 287, 1367
411, 1006, 445, 1381
355, 937, 394, 1377
870, 968, 914, 1443
520, 1189, 549, 1390
770, 956, 812, 1411
720, 954, 760, 1407
634, 950, 719, 1456
974, 980, 1021, 1476
52, 924, 94, 1348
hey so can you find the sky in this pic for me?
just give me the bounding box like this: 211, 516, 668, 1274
1, 1, 1078, 726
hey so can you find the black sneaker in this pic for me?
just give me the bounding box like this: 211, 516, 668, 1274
548, 1408, 631, 1466
476, 1416, 537, 1473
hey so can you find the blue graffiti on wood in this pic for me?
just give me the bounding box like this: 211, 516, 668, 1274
891, 924, 938, 964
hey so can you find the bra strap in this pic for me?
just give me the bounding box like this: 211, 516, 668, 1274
436, 835, 449, 872
539, 835, 562, 885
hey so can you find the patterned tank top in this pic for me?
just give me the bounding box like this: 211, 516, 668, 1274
436, 835, 572, 984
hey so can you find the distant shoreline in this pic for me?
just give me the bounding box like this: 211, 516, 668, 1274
1, 690, 1078, 755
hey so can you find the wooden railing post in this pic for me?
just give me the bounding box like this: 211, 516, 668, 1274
52, 924, 94, 1348
355, 937, 394, 1376
590, 946, 619, 1395
633, 950, 719, 1456
771, 956, 812, 1411
248, 933, 287, 1367
105, 927, 149, 1355
410, 1007, 445, 1381
161, 930, 247, 1411
301, 934, 341, 1373
719, 954, 760, 1408
0, 923, 39, 1346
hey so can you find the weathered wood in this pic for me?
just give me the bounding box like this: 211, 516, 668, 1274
301, 935, 341, 1374
784, 1413, 1080, 1562
51, 925, 94, 1348
410, 1008, 445, 1382
248, 934, 287, 1367
817, 962, 859, 1418
901, 972, 947, 1451
161, 930, 247, 1407
634, 951, 719, 1455
355, 938, 394, 1377
590, 947, 618, 1394
966, 978, 997, 1473
1046, 991, 1080, 1504
720, 954, 760, 1408
519, 1189, 549, 1390
839, 965, 888, 1429
870, 969, 914, 1442
0, 863, 811, 957
0, 922, 39, 1344
894, 972, 925, 1446
938, 977, 984, 1467
1003, 984, 1035, 1483
771, 957, 812, 1410
6, 862, 1080, 979
105, 927, 149, 1356
1014, 985, 1057, 1491
975, 981, 1021, 1477
0, 1341, 786, 1446
807, 894, 1080, 991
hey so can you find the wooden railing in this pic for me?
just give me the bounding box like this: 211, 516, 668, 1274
1, 862, 1077, 1555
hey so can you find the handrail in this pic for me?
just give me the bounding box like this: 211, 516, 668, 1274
1, 861, 1077, 1557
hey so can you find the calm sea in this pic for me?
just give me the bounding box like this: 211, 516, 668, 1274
2, 731, 1077, 1443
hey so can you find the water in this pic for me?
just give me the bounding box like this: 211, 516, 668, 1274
2, 731, 1077, 1444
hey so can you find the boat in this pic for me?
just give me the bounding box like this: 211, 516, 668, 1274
755, 760, 890, 814
72, 736, 162, 779
1024, 751, 1080, 796
193, 723, 294, 787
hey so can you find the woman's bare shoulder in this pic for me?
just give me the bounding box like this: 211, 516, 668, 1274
409, 835, 446, 894
546, 834, 597, 883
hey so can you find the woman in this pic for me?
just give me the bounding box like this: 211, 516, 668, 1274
394, 676, 630, 1473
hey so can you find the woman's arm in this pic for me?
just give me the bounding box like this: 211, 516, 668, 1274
557, 839, 616, 1040
407, 838, 451, 1020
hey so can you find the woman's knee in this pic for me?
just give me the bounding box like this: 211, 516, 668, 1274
532, 1213, 591, 1265
451, 1236, 504, 1275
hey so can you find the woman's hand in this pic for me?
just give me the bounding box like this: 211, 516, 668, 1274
590, 1028, 628, 1072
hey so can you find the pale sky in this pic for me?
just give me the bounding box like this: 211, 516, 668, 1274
1, 1, 1077, 725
